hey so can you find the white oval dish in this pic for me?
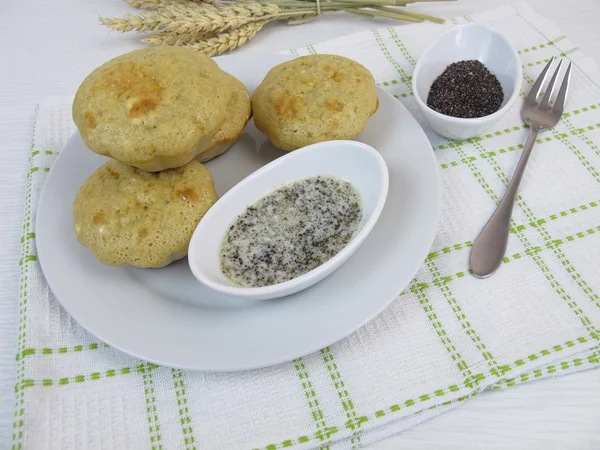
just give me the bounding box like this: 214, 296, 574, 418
412, 23, 523, 140
189, 140, 389, 301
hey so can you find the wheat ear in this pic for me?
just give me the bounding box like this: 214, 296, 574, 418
182, 21, 266, 56
99, 12, 176, 32
142, 29, 215, 46
124, 0, 213, 10
140, 2, 280, 45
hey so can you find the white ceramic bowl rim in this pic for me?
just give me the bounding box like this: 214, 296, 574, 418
412, 23, 523, 125
189, 140, 389, 299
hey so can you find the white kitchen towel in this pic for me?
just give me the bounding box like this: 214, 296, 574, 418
12, 2, 600, 449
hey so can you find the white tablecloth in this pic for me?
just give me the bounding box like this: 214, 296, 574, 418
2, 0, 600, 448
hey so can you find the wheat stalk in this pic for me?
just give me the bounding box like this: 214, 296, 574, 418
182, 21, 266, 56
142, 30, 212, 45
162, 1, 279, 18
100, 12, 175, 32
136, 6, 276, 46
124, 0, 213, 9
102, 0, 450, 55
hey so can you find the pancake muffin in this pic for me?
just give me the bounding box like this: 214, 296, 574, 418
73, 47, 232, 172
252, 55, 378, 150
196, 73, 252, 163
73, 160, 218, 268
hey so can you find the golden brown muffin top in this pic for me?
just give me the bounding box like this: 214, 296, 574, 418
73, 47, 232, 169
73, 159, 218, 268
251, 55, 378, 150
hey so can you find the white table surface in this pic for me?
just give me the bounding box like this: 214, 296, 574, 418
2, 0, 600, 448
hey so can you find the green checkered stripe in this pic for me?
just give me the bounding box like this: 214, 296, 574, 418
270, 20, 600, 449
12, 16, 600, 450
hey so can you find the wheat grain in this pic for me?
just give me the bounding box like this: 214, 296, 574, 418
182, 21, 266, 56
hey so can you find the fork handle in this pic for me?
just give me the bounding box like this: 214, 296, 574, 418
470, 128, 539, 278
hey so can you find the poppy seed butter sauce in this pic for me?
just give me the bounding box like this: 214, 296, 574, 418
220, 176, 362, 287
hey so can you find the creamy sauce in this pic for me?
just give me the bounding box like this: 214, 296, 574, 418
220, 176, 362, 287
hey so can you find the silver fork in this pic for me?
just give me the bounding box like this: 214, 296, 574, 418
470, 57, 572, 278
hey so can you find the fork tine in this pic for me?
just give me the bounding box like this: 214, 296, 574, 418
540, 60, 563, 109
553, 62, 572, 113
525, 57, 554, 105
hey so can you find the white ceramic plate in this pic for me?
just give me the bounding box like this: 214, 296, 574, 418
36, 53, 441, 371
